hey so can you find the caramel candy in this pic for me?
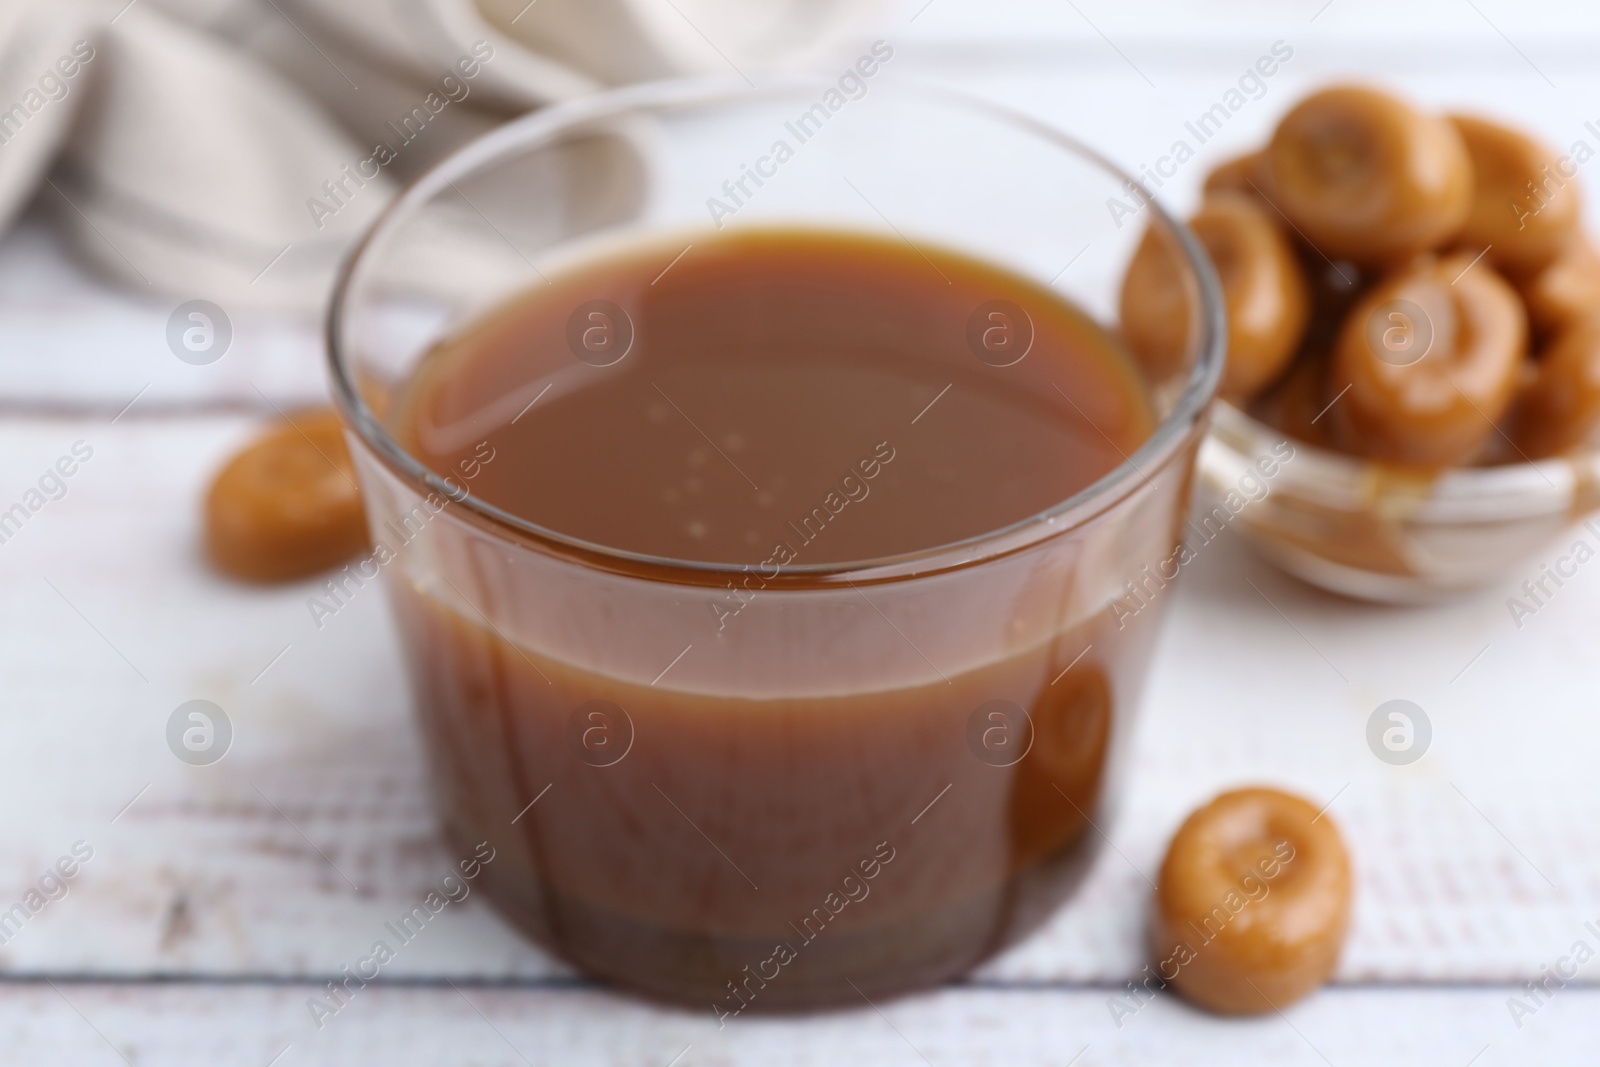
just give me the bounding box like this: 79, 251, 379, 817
1153, 787, 1352, 1015
1520, 236, 1600, 340
1450, 114, 1581, 277
1510, 320, 1600, 459
1196, 193, 1312, 400
1121, 193, 1310, 401
1119, 224, 1194, 385
1267, 86, 1471, 265
1329, 253, 1526, 467
1203, 151, 1269, 199
205, 409, 369, 582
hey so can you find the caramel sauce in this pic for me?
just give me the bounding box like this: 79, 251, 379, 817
381, 228, 1166, 1005
398, 228, 1153, 565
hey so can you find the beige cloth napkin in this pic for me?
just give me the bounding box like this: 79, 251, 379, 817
0, 0, 888, 311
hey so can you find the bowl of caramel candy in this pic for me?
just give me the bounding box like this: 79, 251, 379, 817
1123, 84, 1600, 600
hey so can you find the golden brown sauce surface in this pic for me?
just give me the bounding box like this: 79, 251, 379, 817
398, 228, 1154, 564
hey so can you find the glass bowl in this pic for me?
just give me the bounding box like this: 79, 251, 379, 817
1199, 400, 1600, 602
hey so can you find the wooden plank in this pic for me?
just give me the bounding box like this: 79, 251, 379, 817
1, 982, 1592, 1066
0, 415, 1596, 984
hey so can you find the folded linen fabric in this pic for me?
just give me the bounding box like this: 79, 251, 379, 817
0, 0, 888, 311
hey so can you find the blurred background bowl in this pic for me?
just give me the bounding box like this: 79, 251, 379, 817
1201, 399, 1600, 601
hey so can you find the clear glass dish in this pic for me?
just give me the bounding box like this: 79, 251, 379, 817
328, 76, 1225, 1008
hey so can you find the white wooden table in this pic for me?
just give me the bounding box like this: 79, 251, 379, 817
5, 1, 1600, 1062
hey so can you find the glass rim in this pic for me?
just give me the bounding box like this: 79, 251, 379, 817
326, 75, 1227, 583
